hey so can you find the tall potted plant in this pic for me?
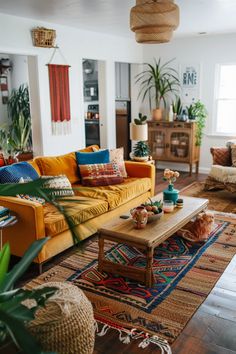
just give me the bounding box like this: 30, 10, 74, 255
186, 100, 207, 146
136, 58, 180, 121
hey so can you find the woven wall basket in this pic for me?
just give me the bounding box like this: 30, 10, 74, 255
27, 282, 95, 354
31, 27, 56, 48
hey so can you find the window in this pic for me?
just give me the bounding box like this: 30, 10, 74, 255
215, 64, 236, 135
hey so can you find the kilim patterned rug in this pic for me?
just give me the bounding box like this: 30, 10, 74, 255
27, 212, 236, 352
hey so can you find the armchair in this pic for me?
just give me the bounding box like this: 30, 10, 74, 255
204, 141, 236, 192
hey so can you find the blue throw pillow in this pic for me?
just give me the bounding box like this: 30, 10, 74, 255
75, 149, 110, 165
0, 162, 39, 184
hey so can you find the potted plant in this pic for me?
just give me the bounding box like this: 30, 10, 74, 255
133, 141, 150, 161
186, 100, 207, 146
172, 97, 183, 120
136, 58, 180, 121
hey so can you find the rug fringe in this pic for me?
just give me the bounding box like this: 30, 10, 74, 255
95, 320, 172, 353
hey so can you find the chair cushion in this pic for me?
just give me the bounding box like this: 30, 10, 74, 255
43, 196, 108, 237
79, 162, 123, 186
210, 147, 231, 166
231, 145, 236, 167
0, 162, 39, 184
209, 165, 236, 184
73, 177, 151, 210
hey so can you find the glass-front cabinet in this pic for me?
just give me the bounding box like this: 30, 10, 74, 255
148, 121, 200, 176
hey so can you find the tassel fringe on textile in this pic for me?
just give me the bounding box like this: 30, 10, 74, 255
52, 121, 71, 135
94, 320, 172, 353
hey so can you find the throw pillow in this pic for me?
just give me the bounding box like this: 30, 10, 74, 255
79, 163, 124, 186
0, 162, 39, 184
41, 175, 74, 197
109, 147, 127, 178
210, 147, 231, 166
231, 145, 236, 167
75, 149, 109, 165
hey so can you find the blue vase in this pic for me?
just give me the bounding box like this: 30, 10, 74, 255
163, 184, 179, 204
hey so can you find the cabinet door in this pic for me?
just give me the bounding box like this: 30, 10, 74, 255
148, 126, 167, 160
167, 129, 191, 162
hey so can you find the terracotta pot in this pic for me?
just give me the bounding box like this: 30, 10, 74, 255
152, 108, 162, 121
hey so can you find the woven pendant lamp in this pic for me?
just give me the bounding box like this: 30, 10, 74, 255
130, 0, 179, 44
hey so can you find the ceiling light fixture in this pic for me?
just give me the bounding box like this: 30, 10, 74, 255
130, 0, 179, 44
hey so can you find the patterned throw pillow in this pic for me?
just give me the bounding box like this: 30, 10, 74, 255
109, 147, 127, 178
210, 147, 231, 166
41, 175, 74, 197
79, 163, 124, 186
231, 145, 236, 167
0, 162, 39, 184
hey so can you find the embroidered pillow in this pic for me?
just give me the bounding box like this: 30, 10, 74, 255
210, 147, 231, 166
231, 145, 236, 167
75, 149, 109, 165
79, 163, 124, 186
41, 175, 74, 197
0, 162, 39, 184
109, 147, 127, 178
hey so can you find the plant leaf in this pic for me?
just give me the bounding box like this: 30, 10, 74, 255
0, 244, 10, 286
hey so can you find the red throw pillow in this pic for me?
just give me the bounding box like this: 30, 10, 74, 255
210, 147, 231, 166
79, 163, 124, 186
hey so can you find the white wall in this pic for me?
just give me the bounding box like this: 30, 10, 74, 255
9, 54, 28, 90
0, 13, 143, 156
143, 34, 236, 173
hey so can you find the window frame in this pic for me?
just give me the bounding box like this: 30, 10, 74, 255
212, 63, 236, 137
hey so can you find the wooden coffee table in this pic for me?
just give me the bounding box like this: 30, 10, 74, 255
98, 196, 208, 287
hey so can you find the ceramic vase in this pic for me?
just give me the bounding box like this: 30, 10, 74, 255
163, 184, 179, 205
130, 206, 148, 229
152, 108, 162, 121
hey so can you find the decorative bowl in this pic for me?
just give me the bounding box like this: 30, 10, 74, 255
147, 208, 163, 223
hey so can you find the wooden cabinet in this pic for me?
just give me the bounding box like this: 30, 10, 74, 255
148, 121, 200, 175
115, 62, 130, 100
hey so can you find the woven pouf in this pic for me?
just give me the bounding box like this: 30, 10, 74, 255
27, 282, 95, 354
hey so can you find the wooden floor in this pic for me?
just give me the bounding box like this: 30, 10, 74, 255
94, 170, 236, 354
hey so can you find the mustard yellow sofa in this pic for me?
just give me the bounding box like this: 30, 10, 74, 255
0, 145, 155, 270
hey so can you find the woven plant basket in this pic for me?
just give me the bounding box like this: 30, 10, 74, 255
27, 282, 95, 354
31, 27, 56, 48
130, 2, 179, 32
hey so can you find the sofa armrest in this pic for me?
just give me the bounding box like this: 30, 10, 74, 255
0, 196, 45, 261
125, 161, 156, 196
210, 147, 231, 166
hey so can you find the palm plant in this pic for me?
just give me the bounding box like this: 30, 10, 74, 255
136, 58, 180, 110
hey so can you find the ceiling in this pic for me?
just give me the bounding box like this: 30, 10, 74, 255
0, 0, 236, 39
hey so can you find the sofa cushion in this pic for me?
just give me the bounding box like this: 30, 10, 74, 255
73, 177, 151, 210
0, 162, 39, 184
79, 163, 123, 186
43, 196, 108, 237
210, 147, 231, 166
41, 175, 74, 197
109, 147, 127, 178
75, 149, 109, 165
34, 146, 99, 184
209, 165, 236, 184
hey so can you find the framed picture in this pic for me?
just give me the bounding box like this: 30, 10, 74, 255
179, 63, 201, 105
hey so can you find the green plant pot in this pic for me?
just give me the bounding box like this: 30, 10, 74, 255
163, 184, 179, 204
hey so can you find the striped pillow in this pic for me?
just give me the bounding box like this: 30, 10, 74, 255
41, 175, 74, 197
79, 163, 124, 186
231, 145, 236, 167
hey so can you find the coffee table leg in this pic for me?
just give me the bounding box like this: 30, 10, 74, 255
146, 247, 154, 287
98, 234, 105, 272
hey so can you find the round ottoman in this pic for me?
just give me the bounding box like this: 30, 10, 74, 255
28, 282, 95, 354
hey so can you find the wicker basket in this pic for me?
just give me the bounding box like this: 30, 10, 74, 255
31, 27, 56, 48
